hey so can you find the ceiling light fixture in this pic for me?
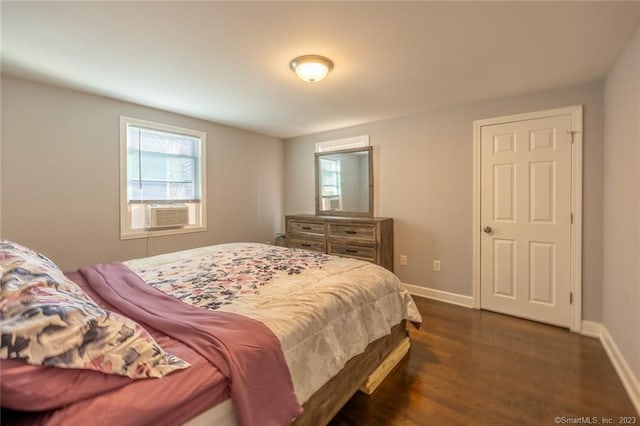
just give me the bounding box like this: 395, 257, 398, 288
290, 55, 334, 83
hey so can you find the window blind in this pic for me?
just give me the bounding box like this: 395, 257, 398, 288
127, 125, 201, 203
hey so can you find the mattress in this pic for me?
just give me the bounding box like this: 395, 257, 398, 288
2, 242, 421, 425
125, 243, 421, 404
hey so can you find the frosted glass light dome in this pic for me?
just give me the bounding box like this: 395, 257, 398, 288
290, 55, 334, 83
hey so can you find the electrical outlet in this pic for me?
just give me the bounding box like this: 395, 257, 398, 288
400, 255, 408, 266
433, 260, 441, 272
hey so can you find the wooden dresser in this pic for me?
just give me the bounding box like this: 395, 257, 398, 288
285, 214, 394, 271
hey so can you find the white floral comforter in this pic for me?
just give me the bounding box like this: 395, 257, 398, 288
125, 242, 421, 404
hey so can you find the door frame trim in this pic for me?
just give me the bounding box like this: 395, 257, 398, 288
472, 105, 583, 332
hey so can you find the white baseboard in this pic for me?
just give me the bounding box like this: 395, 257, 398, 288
600, 327, 640, 415
580, 320, 603, 338
402, 283, 474, 308
581, 321, 640, 415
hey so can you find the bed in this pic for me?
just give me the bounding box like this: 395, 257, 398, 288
1, 241, 421, 425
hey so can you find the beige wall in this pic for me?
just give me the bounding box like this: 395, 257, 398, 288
285, 81, 604, 322
1, 75, 284, 270
603, 28, 640, 383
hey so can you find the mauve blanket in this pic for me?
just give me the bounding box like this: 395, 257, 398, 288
79, 262, 302, 426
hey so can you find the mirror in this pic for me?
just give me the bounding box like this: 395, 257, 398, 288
315, 146, 373, 217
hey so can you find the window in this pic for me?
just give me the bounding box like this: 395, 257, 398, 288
120, 117, 206, 239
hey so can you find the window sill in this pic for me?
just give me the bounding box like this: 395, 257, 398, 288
120, 225, 206, 240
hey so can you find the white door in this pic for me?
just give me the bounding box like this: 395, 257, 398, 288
480, 114, 573, 327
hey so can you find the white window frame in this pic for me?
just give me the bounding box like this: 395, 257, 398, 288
119, 116, 207, 240
315, 135, 369, 153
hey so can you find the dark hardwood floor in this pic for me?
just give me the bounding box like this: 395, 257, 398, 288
331, 297, 637, 425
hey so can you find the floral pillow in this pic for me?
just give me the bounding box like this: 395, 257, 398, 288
0, 240, 189, 379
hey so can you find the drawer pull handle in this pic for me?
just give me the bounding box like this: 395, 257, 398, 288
345, 230, 358, 234
345, 249, 358, 253
301, 226, 312, 230
301, 243, 312, 247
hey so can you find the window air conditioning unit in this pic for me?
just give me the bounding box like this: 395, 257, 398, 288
146, 204, 189, 229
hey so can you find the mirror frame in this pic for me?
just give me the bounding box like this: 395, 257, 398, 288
315, 146, 373, 217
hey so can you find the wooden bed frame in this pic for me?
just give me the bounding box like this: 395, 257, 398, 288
292, 320, 409, 426
185, 322, 410, 426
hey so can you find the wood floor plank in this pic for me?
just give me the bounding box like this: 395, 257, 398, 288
330, 297, 636, 425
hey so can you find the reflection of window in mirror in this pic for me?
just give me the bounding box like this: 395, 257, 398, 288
320, 158, 342, 211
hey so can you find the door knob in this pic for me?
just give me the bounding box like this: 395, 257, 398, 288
483, 226, 493, 234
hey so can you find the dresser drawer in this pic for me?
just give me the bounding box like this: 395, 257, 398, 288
288, 220, 326, 237
289, 238, 326, 253
329, 243, 376, 262
329, 223, 376, 242
285, 215, 393, 272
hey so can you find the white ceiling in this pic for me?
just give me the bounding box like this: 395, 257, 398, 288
2, 1, 640, 139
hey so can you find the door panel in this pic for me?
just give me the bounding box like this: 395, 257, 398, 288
530, 161, 555, 223
529, 241, 554, 304
494, 164, 516, 221
480, 114, 572, 327
493, 239, 516, 298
